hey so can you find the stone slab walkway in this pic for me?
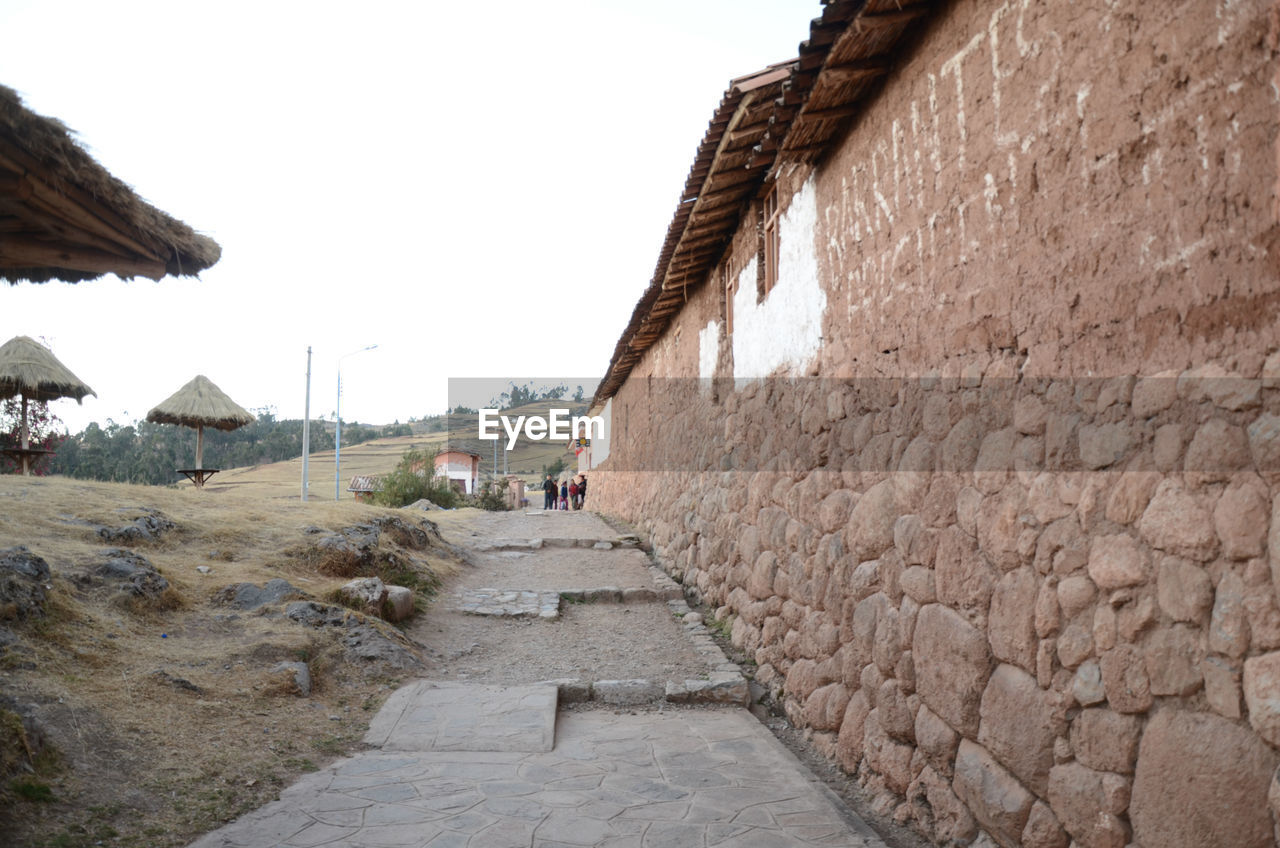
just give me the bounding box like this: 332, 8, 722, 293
455, 589, 563, 619
190, 701, 884, 848
364, 682, 558, 754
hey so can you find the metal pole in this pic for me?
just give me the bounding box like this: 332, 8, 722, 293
302, 346, 311, 501
335, 368, 342, 500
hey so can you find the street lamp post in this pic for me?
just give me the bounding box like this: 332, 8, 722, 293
335, 344, 378, 500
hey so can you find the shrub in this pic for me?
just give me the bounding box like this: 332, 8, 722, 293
372, 449, 461, 509
471, 480, 510, 512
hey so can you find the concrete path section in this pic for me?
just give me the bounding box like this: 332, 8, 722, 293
364, 682, 558, 754
191, 707, 884, 848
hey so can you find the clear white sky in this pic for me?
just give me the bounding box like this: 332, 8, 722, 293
2, 1, 819, 433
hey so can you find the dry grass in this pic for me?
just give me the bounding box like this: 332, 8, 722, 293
0, 474, 460, 848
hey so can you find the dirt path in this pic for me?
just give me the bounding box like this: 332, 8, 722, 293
410, 508, 711, 687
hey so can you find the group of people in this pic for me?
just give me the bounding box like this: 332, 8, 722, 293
542, 474, 587, 510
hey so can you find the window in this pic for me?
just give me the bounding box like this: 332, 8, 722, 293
723, 261, 737, 334
762, 184, 780, 299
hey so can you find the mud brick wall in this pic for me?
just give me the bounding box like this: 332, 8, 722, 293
593, 1, 1280, 846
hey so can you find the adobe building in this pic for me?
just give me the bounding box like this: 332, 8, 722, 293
589, 1, 1280, 845
433, 448, 481, 495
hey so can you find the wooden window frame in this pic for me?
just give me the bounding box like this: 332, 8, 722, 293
723, 261, 737, 335
762, 184, 780, 300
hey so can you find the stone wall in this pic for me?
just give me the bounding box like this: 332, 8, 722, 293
592, 0, 1280, 845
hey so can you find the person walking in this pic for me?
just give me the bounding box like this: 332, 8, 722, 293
542, 475, 556, 510
568, 479, 579, 510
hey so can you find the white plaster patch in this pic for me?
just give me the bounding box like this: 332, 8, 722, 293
698, 319, 720, 382
592, 398, 612, 467
732, 176, 827, 380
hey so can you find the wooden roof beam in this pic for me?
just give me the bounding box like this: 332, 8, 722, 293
0, 240, 166, 280
856, 3, 932, 30
796, 102, 863, 123
823, 59, 891, 82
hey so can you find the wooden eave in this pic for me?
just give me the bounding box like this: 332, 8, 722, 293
595, 0, 937, 405
0, 86, 221, 284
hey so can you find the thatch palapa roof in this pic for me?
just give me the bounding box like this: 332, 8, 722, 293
146, 375, 253, 431
0, 335, 96, 403
0, 85, 221, 284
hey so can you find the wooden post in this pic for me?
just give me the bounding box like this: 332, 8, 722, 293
19, 394, 29, 476
195, 425, 204, 475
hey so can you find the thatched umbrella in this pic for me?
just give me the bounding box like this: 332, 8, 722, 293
146, 375, 253, 485
0, 335, 96, 475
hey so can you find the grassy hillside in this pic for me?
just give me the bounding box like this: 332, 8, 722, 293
0, 475, 462, 847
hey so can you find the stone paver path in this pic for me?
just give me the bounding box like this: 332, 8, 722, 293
191, 704, 882, 848
455, 589, 563, 619
189, 509, 886, 847
365, 682, 558, 754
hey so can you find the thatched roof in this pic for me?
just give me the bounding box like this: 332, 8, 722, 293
0, 335, 96, 403
146, 375, 253, 431
0, 85, 221, 284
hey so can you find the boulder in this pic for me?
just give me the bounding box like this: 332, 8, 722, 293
952, 739, 1034, 847
1070, 708, 1143, 774
285, 601, 421, 669
835, 688, 872, 772
1099, 644, 1152, 713
92, 549, 170, 599
908, 765, 979, 844
1131, 709, 1278, 848
1137, 480, 1218, 561
270, 661, 311, 696
1071, 660, 1106, 706
977, 664, 1066, 795
96, 508, 175, 544
1214, 478, 1269, 560
0, 546, 50, 620
216, 578, 308, 610
1244, 651, 1280, 748
935, 526, 995, 621
1086, 534, 1150, 590
1210, 571, 1250, 658
337, 577, 388, 617
913, 604, 993, 737
383, 585, 414, 622
1144, 625, 1204, 696
1202, 656, 1242, 719
1156, 557, 1213, 623
915, 702, 959, 776
1021, 800, 1069, 848
1047, 761, 1131, 848
844, 480, 898, 561
988, 568, 1038, 673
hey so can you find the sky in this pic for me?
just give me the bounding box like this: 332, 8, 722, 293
1, 0, 820, 433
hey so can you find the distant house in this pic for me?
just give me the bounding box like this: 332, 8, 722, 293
346, 475, 381, 503
433, 449, 480, 495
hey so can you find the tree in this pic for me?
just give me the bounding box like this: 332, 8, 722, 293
0, 399, 65, 475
